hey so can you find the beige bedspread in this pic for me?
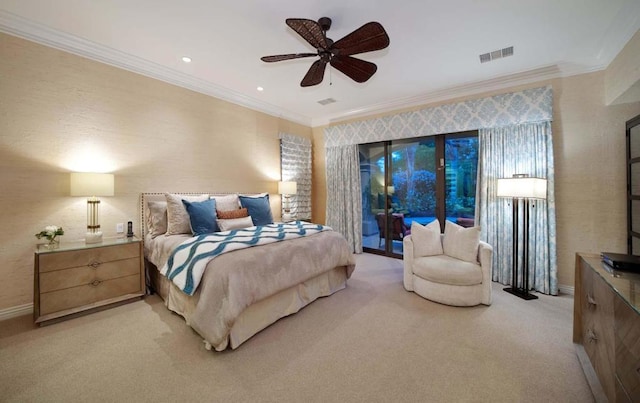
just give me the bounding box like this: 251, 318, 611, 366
164, 230, 355, 350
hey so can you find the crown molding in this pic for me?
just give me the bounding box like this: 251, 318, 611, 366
0, 11, 312, 127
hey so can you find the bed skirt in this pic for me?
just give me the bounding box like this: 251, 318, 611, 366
147, 260, 349, 350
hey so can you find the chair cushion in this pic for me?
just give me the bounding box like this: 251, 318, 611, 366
443, 220, 480, 263
412, 255, 483, 286
411, 219, 443, 257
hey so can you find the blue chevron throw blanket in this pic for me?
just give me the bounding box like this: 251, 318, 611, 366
160, 222, 330, 295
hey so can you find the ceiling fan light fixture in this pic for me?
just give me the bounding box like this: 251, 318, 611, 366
260, 17, 390, 87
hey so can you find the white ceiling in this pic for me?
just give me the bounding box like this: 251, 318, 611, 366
1, 0, 639, 127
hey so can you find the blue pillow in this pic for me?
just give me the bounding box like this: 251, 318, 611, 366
182, 198, 219, 235
239, 194, 273, 226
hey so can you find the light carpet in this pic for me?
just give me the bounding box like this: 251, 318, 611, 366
0, 253, 592, 402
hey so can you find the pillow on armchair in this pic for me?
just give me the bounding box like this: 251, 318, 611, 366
410, 220, 443, 257
442, 220, 480, 263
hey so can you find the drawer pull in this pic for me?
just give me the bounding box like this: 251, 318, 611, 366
88, 261, 102, 269
587, 294, 597, 307
89, 279, 102, 287
587, 328, 598, 343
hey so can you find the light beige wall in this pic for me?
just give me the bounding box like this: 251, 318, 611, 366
605, 29, 640, 105
0, 33, 311, 311
313, 73, 640, 291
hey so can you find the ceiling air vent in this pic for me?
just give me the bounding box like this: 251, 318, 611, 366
479, 46, 514, 63
317, 98, 336, 106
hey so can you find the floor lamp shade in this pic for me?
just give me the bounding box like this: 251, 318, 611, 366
70, 173, 114, 244
497, 174, 547, 300
497, 176, 547, 199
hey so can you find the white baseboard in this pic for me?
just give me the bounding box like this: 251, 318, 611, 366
558, 284, 575, 296
0, 303, 33, 321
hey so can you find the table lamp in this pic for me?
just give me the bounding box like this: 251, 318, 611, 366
278, 181, 297, 221
70, 172, 114, 244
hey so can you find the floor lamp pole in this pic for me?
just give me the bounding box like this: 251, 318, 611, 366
504, 196, 538, 300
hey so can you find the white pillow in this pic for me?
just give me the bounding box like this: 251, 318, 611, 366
411, 219, 443, 257
212, 194, 240, 212
442, 220, 480, 263
165, 193, 209, 235
146, 201, 167, 238
217, 216, 254, 231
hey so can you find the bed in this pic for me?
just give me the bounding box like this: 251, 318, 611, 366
140, 192, 356, 351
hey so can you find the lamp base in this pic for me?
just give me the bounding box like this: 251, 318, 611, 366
504, 286, 538, 300
85, 231, 103, 244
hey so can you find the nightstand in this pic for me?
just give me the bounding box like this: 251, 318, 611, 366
34, 237, 144, 325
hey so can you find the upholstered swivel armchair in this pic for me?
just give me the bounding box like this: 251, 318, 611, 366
403, 220, 492, 306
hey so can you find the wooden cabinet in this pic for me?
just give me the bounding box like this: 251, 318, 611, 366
34, 237, 144, 325
575, 254, 640, 402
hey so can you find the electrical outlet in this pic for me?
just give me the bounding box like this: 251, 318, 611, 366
116, 223, 124, 233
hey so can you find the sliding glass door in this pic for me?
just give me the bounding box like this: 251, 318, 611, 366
360, 131, 478, 257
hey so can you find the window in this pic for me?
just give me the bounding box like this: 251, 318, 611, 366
360, 131, 478, 257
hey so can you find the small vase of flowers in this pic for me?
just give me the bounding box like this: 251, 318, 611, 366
36, 225, 64, 247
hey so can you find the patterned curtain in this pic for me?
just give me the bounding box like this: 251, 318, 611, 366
280, 133, 312, 220
326, 145, 362, 253
477, 121, 558, 295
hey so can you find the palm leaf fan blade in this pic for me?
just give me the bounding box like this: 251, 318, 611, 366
300, 59, 328, 87
285, 18, 328, 49
331, 22, 390, 56
330, 55, 377, 83
261, 53, 317, 62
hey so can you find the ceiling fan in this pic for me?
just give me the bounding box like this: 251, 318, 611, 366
261, 17, 390, 87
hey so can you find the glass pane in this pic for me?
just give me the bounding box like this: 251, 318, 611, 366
445, 136, 479, 226
633, 200, 640, 233
633, 163, 640, 196
633, 236, 640, 256
359, 143, 387, 253
391, 138, 437, 254
630, 125, 640, 159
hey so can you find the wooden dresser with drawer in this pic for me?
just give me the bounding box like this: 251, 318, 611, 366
34, 237, 144, 325
575, 253, 640, 402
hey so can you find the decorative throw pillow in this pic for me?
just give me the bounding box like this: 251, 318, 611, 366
211, 194, 240, 212
217, 208, 248, 219
239, 194, 274, 226
442, 220, 480, 263
165, 193, 209, 235
411, 219, 443, 257
217, 216, 254, 231
182, 198, 219, 235
146, 201, 167, 238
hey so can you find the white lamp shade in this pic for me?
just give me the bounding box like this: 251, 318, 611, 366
278, 181, 297, 195
497, 177, 547, 199
70, 173, 115, 197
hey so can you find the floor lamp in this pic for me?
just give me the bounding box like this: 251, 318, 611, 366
497, 174, 547, 300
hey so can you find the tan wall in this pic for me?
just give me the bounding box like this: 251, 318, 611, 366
605, 29, 640, 105
0, 33, 311, 311
313, 73, 640, 291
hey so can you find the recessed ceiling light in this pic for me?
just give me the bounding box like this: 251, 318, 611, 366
181, 56, 192, 63
257, 86, 264, 92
